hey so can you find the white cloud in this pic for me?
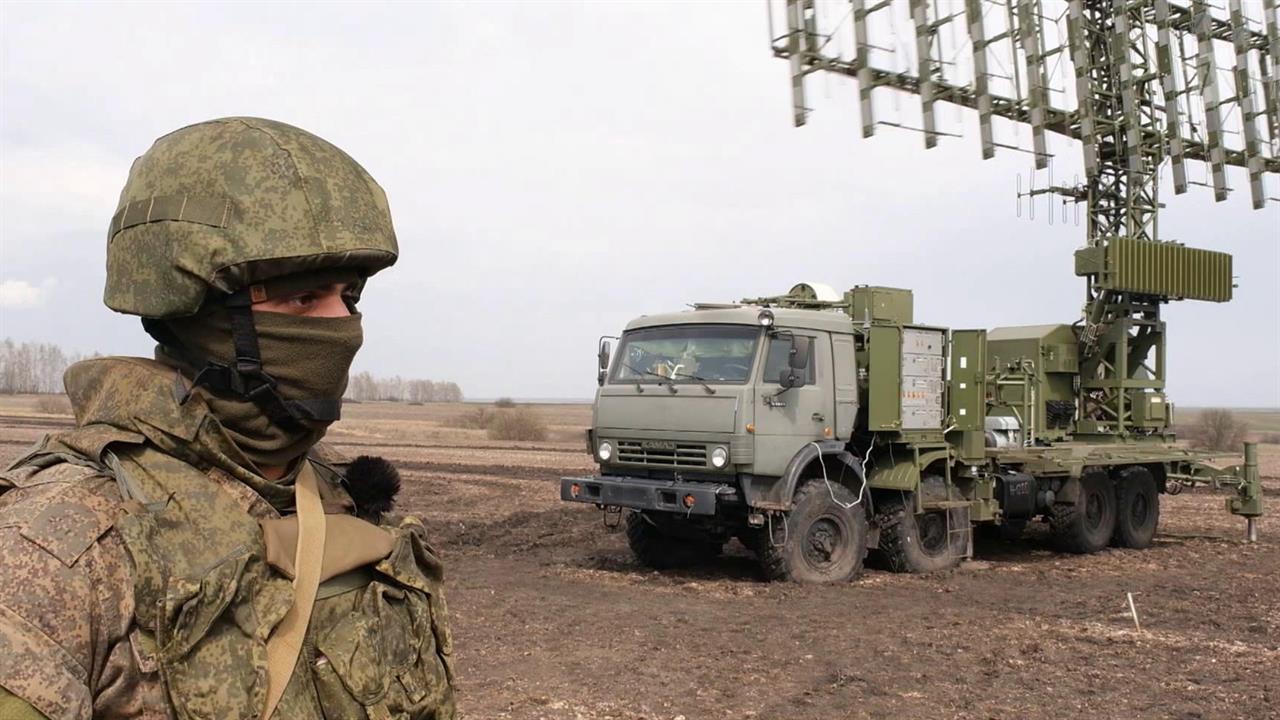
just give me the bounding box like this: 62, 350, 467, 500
0, 278, 57, 308
0, 144, 124, 257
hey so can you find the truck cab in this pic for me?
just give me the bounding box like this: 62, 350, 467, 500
592, 305, 853, 479
564, 284, 891, 582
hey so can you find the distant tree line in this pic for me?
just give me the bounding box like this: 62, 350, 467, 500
345, 372, 464, 403
2, 338, 464, 403
0, 338, 98, 394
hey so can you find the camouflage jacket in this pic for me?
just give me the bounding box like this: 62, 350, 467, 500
0, 358, 455, 720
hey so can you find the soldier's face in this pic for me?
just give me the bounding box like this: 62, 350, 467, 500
251, 282, 355, 318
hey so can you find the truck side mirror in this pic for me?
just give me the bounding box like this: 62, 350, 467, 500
778, 368, 807, 389
789, 336, 812, 370
597, 341, 612, 386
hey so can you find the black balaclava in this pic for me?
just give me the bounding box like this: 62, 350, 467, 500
151, 270, 364, 470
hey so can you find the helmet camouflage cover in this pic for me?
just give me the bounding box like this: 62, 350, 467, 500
106, 117, 398, 318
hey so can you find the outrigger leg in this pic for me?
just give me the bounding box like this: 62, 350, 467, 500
1169, 442, 1264, 543
1231, 443, 1263, 543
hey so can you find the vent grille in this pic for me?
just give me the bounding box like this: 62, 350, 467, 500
616, 441, 708, 468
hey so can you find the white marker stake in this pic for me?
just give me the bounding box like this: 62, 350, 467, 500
1127, 592, 1142, 632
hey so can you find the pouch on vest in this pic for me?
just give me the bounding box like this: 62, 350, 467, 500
309, 520, 455, 719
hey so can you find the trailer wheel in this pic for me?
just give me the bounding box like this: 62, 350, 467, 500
625, 512, 721, 569
1050, 469, 1116, 553
759, 480, 868, 583
1112, 467, 1159, 549
876, 494, 968, 573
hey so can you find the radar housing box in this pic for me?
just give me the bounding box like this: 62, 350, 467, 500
847, 286, 913, 325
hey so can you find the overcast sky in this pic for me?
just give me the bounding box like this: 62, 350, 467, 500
1, 1, 1276, 405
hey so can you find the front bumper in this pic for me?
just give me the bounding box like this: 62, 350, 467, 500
560, 475, 735, 516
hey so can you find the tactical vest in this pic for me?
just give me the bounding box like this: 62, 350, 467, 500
7, 440, 455, 720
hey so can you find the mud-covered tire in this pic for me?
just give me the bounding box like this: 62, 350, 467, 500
625, 512, 721, 569
876, 494, 967, 573
759, 480, 868, 583
1112, 466, 1159, 549
1050, 469, 1116, 554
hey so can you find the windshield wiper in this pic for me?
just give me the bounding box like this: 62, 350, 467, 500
621, 363, 675, 392
670, 370, 716, 394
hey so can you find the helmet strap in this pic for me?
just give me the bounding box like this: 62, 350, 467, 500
173, 290, 343, 429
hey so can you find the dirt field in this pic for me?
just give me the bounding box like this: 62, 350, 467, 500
2, 396, 1277, 720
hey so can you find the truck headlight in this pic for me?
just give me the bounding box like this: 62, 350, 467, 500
710, 446, 729, 468
597, 441, 613, 462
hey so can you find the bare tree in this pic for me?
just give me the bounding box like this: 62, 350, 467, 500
408, 379, 437, 403
436, 381, 463, 403
0, 338, 87, 394
344, 371, 377, 401
1185, 408, 1249, 451
342, 369, 462, 403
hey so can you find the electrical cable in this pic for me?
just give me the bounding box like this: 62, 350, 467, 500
810, 440, 869, 510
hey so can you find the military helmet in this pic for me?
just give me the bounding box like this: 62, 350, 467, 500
106, 116, 398, 319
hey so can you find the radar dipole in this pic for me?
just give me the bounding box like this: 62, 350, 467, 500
771, 0, 1278, 436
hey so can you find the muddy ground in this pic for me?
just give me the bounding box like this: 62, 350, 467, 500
2, 397, 1277, 720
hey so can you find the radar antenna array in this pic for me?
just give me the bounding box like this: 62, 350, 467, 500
770, 0, 1278, 436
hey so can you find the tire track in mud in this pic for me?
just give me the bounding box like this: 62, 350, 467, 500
0, 414, 73, 430
430, 505, 586, 550
327, 438, 585, 456
380, 459, 588, 482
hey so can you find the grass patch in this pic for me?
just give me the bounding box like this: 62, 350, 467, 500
445, 407, 494, 430
486, 407, 548, 441
33, 394, 71, 415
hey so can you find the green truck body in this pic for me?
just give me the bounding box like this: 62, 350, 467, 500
561, 283, 1261, 582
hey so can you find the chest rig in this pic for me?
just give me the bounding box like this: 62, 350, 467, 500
110, 445, 454, 720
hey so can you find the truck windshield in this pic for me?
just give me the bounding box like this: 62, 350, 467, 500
611, 325, 760, 384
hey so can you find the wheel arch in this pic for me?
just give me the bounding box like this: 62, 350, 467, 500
865, 447, 952, 490
1057, 465, 1113, 505
774, 441, 866, 509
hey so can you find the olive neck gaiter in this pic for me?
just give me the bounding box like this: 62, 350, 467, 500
157, 309, 363, 470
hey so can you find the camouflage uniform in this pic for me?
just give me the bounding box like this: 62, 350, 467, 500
0, 118, 455, 719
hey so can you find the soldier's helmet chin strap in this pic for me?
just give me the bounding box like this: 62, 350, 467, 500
143, 288, 343, 430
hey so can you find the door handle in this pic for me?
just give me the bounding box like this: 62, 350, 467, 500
811, 413, 825, 422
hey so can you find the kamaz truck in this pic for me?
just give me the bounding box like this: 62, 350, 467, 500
561, 278, 1263, 583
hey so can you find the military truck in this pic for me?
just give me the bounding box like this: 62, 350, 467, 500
561, 281, 1263, 583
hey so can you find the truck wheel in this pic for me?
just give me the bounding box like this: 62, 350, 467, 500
1050, 469, 1116, 553
876, 494, 967, 573
1112, 467, 1159, 549
760, 480, 868, 583
625, 512, 721, 569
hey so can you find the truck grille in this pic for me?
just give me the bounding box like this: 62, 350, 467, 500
616, 441, 707, 468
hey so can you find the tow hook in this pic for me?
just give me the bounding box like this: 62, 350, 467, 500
602, 505, 622, 529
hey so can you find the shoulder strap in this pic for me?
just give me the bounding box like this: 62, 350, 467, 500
260, 462, 326, 720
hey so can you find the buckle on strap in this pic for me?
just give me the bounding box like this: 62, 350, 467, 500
190, 361, 233, 393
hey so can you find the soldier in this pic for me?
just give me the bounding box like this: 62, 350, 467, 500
0, 117, 455, 719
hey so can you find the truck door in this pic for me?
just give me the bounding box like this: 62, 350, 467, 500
752, 331, 835, 477
832, 334, 859, 440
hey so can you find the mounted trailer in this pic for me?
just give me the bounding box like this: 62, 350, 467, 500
561, 282, 1263, 583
